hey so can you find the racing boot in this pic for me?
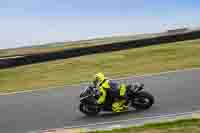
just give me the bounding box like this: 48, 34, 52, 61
112, 101, 124, 112
119, 99, 128, 111
112, 100, 128, 112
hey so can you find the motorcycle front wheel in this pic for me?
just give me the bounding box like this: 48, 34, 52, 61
79, 102, 100, 116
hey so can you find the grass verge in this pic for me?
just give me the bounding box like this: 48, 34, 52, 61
0, 39, 200, 93
89, 119, 200, 133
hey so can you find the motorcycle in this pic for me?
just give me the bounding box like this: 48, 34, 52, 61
79, 82, 154, 116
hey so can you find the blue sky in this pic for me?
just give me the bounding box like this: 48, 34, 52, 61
0, 0, 200, 49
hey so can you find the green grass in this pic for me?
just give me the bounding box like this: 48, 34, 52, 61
90, 119, 200, 133
0, 39, 200, 93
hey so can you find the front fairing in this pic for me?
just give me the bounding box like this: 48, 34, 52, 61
80, 87, 89, 98
80, 86, 98, 104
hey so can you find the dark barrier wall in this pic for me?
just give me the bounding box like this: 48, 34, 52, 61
1, 30, 200, 69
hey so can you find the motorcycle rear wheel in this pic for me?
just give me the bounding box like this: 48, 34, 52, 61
131, 91, 154, 110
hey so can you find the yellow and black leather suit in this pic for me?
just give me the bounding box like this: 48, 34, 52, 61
94, 73, 127, 112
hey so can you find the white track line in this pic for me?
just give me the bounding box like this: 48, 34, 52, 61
58, 110, 200, 129
1, 67, 200, 96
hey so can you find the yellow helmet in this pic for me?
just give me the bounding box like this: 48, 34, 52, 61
95, 73, 105, 82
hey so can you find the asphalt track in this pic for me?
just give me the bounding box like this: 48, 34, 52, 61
0, 69, 200, 133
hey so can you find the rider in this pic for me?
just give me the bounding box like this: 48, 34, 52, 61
93, 72, 128, 112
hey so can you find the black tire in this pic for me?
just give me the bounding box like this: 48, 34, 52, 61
79, 102, 100, 116
132, 91, 154, 110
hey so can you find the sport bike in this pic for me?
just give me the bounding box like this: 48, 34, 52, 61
79, 82, 154, 116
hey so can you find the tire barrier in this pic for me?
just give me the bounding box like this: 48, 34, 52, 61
0, 30, 200, 69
